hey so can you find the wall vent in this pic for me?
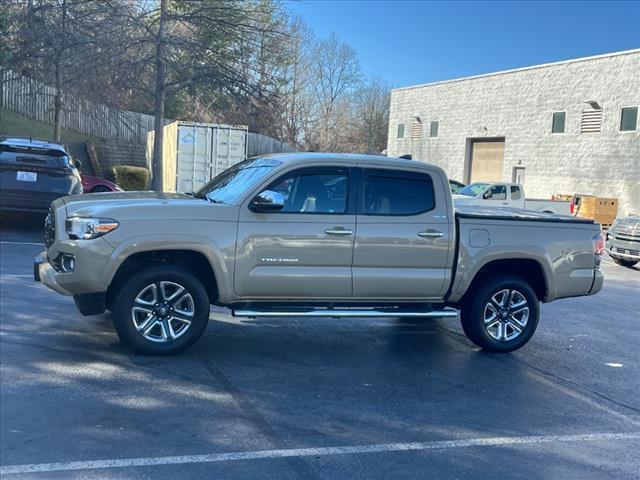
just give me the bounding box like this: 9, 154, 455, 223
411, 121, 422, 139
581, 108, 602, 133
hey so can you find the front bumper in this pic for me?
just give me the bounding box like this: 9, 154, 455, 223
34, 237, 114, 296
605, 237, 640, 261
34, 254, 72, 295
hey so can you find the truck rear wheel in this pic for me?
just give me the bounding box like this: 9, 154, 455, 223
461, 274, 539, 353
111, 265, 210, 355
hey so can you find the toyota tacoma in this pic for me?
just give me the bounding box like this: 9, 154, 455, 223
35, 153, 604, 355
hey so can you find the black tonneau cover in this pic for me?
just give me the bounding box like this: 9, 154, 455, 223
455, 205, 595, 224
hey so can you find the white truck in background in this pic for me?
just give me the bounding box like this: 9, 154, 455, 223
453, 182, 572, 215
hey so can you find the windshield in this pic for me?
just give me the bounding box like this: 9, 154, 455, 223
456, 182, 490, 197
194, 157, 282, 204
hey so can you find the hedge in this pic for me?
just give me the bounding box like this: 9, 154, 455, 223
112, 165, 150, 191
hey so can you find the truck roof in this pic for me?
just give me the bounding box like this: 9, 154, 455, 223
257, 152, 438, 170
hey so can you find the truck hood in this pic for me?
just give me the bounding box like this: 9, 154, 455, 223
452, 194, 476, 202
59, 191, 239, 222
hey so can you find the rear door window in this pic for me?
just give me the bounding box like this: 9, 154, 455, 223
510, 186, 522, 200
362, 169, 435, 215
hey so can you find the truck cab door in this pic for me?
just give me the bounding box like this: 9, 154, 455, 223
235, 166, 356, 299
352, 167, 454, 300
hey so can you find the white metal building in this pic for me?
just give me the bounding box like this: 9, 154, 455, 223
387, 49, 640, 216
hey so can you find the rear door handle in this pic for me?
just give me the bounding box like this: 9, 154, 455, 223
418, 230, 444, 238
501, 202, 509, 205
325, 228, 353, 236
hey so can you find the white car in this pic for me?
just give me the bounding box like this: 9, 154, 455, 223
453, 182, 571, 215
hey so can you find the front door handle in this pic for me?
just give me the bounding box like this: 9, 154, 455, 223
325, 228, 353, 236
501, 202, 509, 205
418, 230, 444, 238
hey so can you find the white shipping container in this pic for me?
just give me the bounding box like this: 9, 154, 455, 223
147, 121, 248, 192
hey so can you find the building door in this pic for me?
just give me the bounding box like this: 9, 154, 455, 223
469, 139, 505, 183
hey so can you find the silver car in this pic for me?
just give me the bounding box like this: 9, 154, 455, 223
606, 215, 640, 267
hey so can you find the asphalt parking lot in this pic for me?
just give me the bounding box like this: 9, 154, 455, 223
1, 213, 639, 479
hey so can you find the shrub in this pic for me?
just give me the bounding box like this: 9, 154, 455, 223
112, 165, 150, 191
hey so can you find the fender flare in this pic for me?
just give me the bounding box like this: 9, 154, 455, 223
100, 234, 233, 302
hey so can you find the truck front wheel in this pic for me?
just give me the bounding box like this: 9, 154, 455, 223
111, 265, 210, 355
461, 274, 540, 353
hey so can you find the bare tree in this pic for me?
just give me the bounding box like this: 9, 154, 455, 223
3, 1, 147, 140
307, 33, 362, 151
348, 76, 390, 154
113, 0, 289, 189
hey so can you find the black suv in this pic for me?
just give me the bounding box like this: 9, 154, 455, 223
0, 137, 83, 213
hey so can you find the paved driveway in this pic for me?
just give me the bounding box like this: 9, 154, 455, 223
1, 213, 639, 478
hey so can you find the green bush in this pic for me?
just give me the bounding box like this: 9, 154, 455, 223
112, 165, 150, 191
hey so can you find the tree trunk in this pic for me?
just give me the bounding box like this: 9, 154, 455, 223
151, 0, 168, 191
53, 0, 67, 142
53, 63, 62, 141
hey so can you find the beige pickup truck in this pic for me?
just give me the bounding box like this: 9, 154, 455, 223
35, 153, 604, 355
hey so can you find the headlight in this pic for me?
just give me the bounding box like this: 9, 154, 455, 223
66, 217, 119, 239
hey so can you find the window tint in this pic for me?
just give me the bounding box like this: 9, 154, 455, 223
430, 121, 439, 137
264, 168, 348, 214
485, 185, 507, 200
552, 111, 565, 133
510, 186, 522, 200
363, 169, 434, 215
620, 107, 638, 131
397, 124, 405, 138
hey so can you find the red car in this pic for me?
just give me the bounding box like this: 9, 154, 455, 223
81, 175, 122, 193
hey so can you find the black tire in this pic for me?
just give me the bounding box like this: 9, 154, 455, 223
91, 185, 112, 193
460, 274, 540, 353
611, 257, 638, 268
111, 264, 210, 355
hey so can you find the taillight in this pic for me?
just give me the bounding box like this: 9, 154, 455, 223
570, 201, 575, 215
593, 232, 605, 256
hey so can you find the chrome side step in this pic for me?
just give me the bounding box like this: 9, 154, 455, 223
232, 307, 458, 319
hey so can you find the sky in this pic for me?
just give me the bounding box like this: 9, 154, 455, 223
285, 0, 640, 88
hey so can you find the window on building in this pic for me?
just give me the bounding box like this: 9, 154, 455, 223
510, 186, 522, 200
581, 107, 602, 133
363, 169, 434, 216
620, 107, 638, 132
551, 112, 566, 134
430, 121, 439, 137
397, 123, 405, 138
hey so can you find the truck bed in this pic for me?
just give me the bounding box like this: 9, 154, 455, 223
455, 205, 593, 224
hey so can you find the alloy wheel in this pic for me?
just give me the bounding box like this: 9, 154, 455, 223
131, 281, 195, 343
483, 288, 529, 341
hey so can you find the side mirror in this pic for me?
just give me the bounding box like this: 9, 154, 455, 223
250, 190, 285, 212
74, 158, 83, 168
483, 190, 492, 199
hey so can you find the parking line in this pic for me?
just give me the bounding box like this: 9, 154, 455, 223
1, 431, 638, 475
